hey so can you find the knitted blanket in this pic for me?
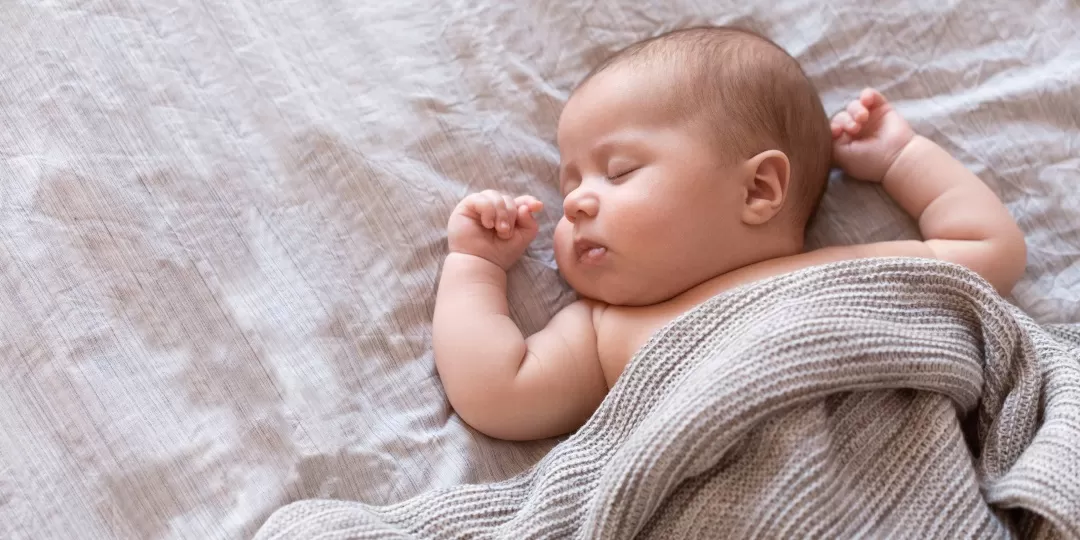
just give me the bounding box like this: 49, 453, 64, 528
254, 258, 1080, 539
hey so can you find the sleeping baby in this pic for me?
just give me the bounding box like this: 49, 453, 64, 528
432, 26, 1026, 441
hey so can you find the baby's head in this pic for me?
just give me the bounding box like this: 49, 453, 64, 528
553, 26, 831, 306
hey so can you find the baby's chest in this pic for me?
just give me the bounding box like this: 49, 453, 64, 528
592, 260, 811, 385
595, 303, 690, 387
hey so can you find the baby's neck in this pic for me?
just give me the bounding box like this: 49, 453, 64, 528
657, 239, 806, 306
724, 228, 805, 274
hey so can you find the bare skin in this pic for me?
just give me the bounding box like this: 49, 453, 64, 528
433, 73, 1027, 441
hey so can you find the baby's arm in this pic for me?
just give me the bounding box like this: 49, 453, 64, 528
831, 89, 1026, 294
433, 191, 607, 441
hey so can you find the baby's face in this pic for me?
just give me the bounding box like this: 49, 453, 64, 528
554, 66, 753, 306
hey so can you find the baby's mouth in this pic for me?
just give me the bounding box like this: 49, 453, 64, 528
574, 238, 608, 264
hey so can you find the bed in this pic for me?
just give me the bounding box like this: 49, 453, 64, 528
1, 0, 1077, 538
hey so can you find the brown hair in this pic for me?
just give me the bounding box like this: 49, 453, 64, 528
579, 26, 832, 228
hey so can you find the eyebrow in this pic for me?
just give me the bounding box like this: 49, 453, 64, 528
596, 131, 652, 155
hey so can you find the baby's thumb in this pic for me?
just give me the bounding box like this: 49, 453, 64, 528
516, 204, 539, 233
514, 195, 543, 213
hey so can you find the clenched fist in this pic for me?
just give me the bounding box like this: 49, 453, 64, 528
447, 190, 544, 271
831, 88, 916, 183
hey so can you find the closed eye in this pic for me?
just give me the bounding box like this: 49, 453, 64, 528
607, 167, 640, 181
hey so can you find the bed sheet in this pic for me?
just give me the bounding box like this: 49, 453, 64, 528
1, 0, 1077, 538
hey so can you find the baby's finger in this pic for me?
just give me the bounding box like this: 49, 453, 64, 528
860, 88, 886, 109
473, 194, 497, 229
832, 111, 855, 133
511, 194, 540, 210
483, 191, 509, 237
830, 121, 844, 139
499, 194, 517, 238
513, 195, 544, 213
846, 100, 869, 123
516, 203, 539, 233
835, 132, 852, 147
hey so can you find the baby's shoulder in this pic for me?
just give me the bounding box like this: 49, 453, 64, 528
728, 241, 934, 286
590, 296, 702, 383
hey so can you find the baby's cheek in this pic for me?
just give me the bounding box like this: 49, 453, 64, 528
552, 218, 572, 265
619, 201, 666, 244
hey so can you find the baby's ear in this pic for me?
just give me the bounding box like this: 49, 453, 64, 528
741, 150, 790, 226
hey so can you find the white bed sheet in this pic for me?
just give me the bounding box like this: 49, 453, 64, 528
1, 0, 1077, 538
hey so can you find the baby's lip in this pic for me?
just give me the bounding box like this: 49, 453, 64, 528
573, 237, 608, 263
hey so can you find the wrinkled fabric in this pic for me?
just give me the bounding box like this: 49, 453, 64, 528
0, 0, 1077, 538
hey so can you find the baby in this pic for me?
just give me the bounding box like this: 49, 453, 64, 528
433, 26, 1026, 441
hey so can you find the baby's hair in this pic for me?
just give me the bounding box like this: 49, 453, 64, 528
579, 26, 832, 229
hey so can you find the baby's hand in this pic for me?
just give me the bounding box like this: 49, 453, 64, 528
447, 190, 544, 271
831, 88, 916, 183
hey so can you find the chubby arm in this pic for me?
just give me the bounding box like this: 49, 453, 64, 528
831, 89, 1026, 294
434, 192, 608, 441
881, 135, 1027, 292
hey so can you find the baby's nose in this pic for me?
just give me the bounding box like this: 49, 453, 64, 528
563, 191, 599, 222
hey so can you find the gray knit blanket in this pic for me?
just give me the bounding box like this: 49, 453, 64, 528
254, 258, 1080, 539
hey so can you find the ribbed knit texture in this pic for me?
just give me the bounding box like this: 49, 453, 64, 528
255, 258, 1080, 539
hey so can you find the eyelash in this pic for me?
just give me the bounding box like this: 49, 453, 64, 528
560, 167, 639, 196
607, 167, 639, 181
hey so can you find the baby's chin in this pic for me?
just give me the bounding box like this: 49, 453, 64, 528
561, 270, 662, 307
566, 278, 616, 304
553, 232, 673, 306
